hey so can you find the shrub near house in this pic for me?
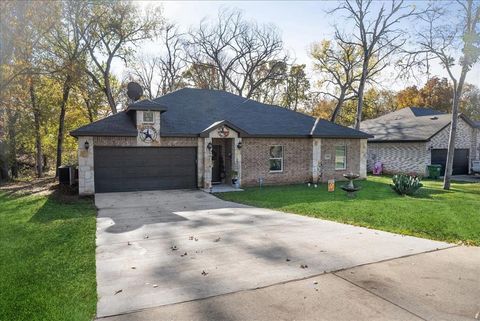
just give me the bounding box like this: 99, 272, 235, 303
391, 174, 423, 196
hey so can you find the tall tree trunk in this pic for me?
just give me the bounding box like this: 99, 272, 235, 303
55, 76, 72, 177
443, 67, 468, 190
354, 59, 369, 130
85, 100, 94, 123
5, 107, 18, 179
330, 90, 346, 123
0, 108, 18, 179
29, 79, 43, 178
104, 74, 116, 114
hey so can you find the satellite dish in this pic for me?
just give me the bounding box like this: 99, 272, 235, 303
127, 82, 143, 101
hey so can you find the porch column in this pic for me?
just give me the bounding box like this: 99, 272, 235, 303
203, 137, 213, 189
359, 139, 367, 179
312, 138, 322, 183
233, 137, 242, 187
78, 136, 94, 195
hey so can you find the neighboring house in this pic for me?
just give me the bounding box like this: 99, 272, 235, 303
360, 107, 480, 176
71, 88, 371, 195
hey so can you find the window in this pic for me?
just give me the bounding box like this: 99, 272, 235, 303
335, 145, 347, 170
269, 145, 283, 172
143, 111, 154, 123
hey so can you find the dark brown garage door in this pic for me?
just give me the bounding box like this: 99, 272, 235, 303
94, 147, 197, 193
431, 149, 469, 175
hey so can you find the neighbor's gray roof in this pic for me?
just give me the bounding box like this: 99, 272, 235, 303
360, 107, 474, 142
71, 88, 372, 139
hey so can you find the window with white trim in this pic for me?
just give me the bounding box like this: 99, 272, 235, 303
143, 110, 154, 123
269, 145, 283, 172
335, 145, 347, 170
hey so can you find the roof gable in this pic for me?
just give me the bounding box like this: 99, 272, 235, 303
199, 120, 249, 137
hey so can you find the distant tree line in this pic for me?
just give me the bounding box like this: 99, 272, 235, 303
0, 0, 478, 189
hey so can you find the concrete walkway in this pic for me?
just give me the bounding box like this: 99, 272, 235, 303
99, 246, 480, 321
95, 190, 452, 318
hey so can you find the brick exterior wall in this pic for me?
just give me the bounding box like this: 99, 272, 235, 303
367, 118, 480, 176
429, 118, 472, 149
241, 138, 312, 186
93, 136, 197, 147
240, 137, 364, 186
475, 128, 480, 160
78, 133, 366, 194
367, 142, 429, 175
320, 138, 362, 182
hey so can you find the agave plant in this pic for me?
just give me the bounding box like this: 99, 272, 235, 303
391, 174, 423, 196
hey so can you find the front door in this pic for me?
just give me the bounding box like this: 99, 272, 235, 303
212, 145, 223, 184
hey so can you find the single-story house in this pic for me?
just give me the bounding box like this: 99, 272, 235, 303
71, 88, 372, 195
360, 107, 480, 176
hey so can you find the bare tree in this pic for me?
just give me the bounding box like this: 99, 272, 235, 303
128, 56, 162, 99
310, 40, 363, 122
410, 0, 480, 189
186, 8, 288, 98
128, 23, 186, 99
334, 0, 416, 129
159, 23, 186, 94
80, 1, 162, 113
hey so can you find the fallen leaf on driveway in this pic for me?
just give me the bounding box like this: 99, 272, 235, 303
171, 245, 178, 251
114, 289, 123, 295
131, 266, 136, 269
181, 252, 188, 257
127, 241, 132, 246
201, 270, 208, 276
286, 258, 291, 262
153, 284, 158, 288
300, 264, 308, 269
144, 235, 149, 239
214, 237, 221, 242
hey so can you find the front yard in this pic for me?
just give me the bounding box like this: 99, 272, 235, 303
0, 181, 97, 321
219, 176, 480, 246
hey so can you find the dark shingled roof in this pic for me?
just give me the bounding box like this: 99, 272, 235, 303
70, 111, 137, 137
127, 99, 168, 112
360, 107, 476, 142
71, 88, 372, 139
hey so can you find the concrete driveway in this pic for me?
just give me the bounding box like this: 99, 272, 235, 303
95, 190, 451, 318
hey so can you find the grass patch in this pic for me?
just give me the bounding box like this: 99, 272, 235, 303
218, 176, 480, 245
0, 190, 97, 321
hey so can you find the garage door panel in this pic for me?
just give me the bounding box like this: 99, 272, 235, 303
94, 147, 197, 193
431, 149, 469, 175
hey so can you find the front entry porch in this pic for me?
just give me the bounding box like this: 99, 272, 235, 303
198, 121, 244, 190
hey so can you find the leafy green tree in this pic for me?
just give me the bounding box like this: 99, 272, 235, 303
310, 40, 362, 122
81, 1, 162, 113
281, 65, 310, 111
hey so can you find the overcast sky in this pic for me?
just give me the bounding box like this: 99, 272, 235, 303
113, 1, 479, 91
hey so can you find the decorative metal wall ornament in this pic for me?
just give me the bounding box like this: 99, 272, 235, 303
217, 126, 230, 137
84, 141, 90, 150
237, 141, 243, 149
139, 126, 158, 143
207, 142, 213, 151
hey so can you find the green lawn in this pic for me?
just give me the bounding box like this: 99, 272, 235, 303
218, 176, 480, 246
0, 190, 97, 321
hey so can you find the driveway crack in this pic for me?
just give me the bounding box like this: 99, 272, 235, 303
332, 273, 428, 321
